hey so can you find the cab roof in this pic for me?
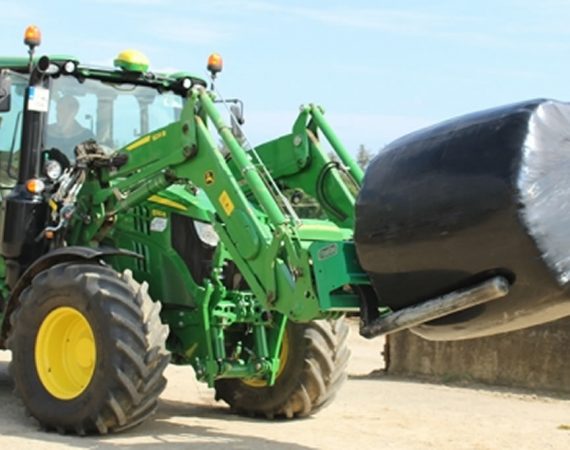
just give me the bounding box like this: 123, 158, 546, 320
0, 55, 208, 94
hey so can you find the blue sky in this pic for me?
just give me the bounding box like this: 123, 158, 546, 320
1, 0, 569, 154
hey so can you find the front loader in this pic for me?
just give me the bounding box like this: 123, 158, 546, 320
1, 26, 570, 435
0, 29, 373, 434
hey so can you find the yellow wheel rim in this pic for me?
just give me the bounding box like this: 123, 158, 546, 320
35, 307, 96, 400
242, 329, 289, 388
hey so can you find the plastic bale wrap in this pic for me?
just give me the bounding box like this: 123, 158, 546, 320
355, 99, 570, 340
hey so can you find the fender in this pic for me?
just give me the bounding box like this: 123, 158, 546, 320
0, 246, 140, 348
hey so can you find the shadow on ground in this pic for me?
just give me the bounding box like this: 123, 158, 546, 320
0, 359, 314, 449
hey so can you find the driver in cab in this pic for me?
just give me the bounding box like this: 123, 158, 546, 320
45, 95, 94, 158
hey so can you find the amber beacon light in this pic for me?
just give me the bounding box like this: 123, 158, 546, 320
24, 25, 42, 48
207, 53, 223, 77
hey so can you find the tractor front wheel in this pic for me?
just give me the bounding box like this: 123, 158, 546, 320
214, 318, 350, 419
7, 263, 170, 435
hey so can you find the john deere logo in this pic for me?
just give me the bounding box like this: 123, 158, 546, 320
205, 171, 215, 185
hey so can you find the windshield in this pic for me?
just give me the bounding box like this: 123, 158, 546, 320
0, 70, 27, 188
45, 75, 184, 159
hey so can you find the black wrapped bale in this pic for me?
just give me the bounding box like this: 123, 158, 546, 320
355, 99, 570, 340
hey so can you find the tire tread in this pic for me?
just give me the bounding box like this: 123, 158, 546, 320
7, 264, 169, 435
215, 318, 350, 420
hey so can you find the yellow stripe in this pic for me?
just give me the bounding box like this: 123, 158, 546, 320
148, 195, 188, 211
126, 135, 151, 151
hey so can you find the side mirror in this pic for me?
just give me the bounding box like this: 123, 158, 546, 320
0, 74, 11, 113
230, 101, 244, 141
212, 97, 245, 141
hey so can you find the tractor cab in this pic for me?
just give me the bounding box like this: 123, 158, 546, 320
0, 52, 206, 175
0, 29, 208, 288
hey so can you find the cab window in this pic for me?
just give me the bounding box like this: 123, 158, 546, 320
46, 75, 183, 158
0, 70, 27, 190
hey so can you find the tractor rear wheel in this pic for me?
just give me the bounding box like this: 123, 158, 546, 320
214, 318, 350, 419
7, 263, 170, 435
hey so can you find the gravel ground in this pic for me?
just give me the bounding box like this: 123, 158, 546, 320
0, 321, 568, 449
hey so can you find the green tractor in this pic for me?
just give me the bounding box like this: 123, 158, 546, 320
3, 26, 569, 436
0, 27, 368, 434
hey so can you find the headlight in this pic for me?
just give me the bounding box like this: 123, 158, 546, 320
44, 160, 62, 181
63, 60, 77, 74
194, 221, 219, 247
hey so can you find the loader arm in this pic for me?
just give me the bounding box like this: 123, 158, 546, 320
67, 87, 369, 322
253, 105, 364, 230
225, 105, 363, 229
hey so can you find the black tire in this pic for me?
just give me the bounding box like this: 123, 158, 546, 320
214, 318, 350, 419
6, 262, 170, 435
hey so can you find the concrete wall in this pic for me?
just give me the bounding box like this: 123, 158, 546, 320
385, 317, 570, 393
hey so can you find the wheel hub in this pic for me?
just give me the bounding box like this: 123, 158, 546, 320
35, 307, 96, 400
242, 330, 289, 388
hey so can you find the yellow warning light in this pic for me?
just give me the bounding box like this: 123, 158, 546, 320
207, 53, 223, 75
114, 49, 150, 72
24, 25, 42, 48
